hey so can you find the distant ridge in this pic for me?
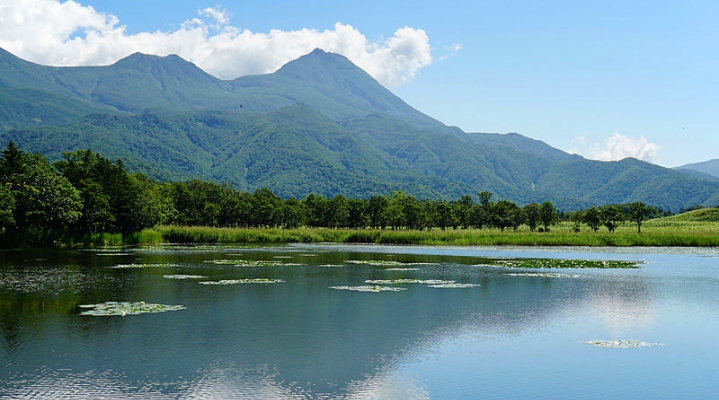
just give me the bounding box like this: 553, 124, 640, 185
675, 159, 719, 181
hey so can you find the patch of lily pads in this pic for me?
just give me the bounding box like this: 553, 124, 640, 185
365, 279, 455, 285
345, 260, 436, 267
490, 259, 641, 269
198, 278, 285, 285
163, 274, 208, 279
581, 339, 665, 348
384, 267, 421, 271
329, 285, 407, 292
204, 259, 300, 267
504, 272, 583, 278
109, 263, 179, 269
427, 283, 481, 288
79, 301, 186, 316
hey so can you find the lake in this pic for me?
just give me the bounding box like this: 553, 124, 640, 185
1, 244, 718, 399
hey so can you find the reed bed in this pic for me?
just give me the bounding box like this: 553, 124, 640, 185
124, 222, 719, 247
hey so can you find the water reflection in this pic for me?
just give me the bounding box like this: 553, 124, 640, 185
1, 245, 718, 398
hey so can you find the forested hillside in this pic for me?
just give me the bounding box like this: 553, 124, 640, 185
1, 47, 718, 211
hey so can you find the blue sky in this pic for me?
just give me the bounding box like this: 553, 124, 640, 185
1, 0, 717, 167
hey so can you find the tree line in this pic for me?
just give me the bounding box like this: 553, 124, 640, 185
0, 143, 669, 246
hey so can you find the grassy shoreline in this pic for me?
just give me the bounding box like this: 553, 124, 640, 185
124, 219, 719, 247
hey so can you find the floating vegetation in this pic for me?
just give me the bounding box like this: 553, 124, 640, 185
427, 283, 481, 288
581, 340, 665, 348
198, 278, 285, 285
163, 274, 208, 279
96, 253, 132, 256
346, 260, 407, 266
329, 285, 407, 292
109, 263, 179, 269
504, 273, 583, 278
273, 256, 293, 259
490, 259, 641, 269
79, 301, 186, 316
365, 279, 455, 285
203, 259, 299, 267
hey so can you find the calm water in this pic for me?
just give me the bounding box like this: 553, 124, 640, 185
1, 244, 718, 399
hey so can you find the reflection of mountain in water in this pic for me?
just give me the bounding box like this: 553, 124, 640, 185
0, 247, 655, 398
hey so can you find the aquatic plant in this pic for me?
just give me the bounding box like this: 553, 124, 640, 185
109, 263, 179, 269
163, 274, 208, 279
504, 273, 583, 278
345, 260, 408, 266
203, 259, 299, 267
198, 278, 285, 285
79, 301, 186, 316
329, 285, 407, 292
581, 340, 665, 348
490, 259, 641, 269
427, 283, 481, 288
364, 279, 455, 285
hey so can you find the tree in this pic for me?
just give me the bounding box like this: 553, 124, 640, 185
629, 202, 648, 233
7, 153, 82, 243
327, 195, 350, 228
401, 195, 424, 230
387, 191, 407, 229
433, 200, 455, 231
0, 141, 23, 180
569, 210, 584, 233
367, 195, 389, 229
582, 207, 602, 232
0, 183, 15, 231
281, 197, 306, 229
601, 205, 625, 233
539, 201, 559, 231
523, 203, 541, 232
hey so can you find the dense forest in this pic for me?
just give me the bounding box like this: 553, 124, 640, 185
0, 142, 671, 246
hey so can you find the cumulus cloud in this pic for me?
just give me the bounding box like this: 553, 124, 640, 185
0, 0, 433, 87
589, 132, 659, 162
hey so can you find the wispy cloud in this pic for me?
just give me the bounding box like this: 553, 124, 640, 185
0, 0, 433, 88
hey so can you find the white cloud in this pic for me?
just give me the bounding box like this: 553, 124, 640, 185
0, 0, 433, 88
589, 132, 659, 162
439, 43, 462, 61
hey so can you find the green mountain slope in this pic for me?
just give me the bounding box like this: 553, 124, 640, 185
1, 47, 718, 211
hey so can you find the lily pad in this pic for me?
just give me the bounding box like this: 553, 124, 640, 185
204, 260, 299, 267
427, 283, 481, 288
365, 279, 455, 285
109, 263, 179, 269
581, 339, 665, 348
198, 278, 285, 285
346, 260, 438, 267
329, 285, 407, 292
491, 259, 641, 269
79, 301, 186, 316
163, 274, 208, 279
504, 272, 582, 278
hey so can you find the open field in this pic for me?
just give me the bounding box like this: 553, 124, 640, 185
126, 209, 719, 247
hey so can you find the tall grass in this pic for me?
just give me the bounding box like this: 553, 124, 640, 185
122, 222, 719, 247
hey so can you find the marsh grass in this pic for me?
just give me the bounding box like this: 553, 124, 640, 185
120, 220, 719, 247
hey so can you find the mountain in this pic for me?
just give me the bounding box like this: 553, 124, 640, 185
1, 47, 718, 211
675, 160, 719, 181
